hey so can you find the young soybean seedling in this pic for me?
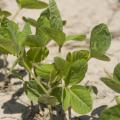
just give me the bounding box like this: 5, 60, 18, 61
100, 63, 120, 120
22, 0, 111, 119
0, 0, 48, 88
0, 0, 112, 119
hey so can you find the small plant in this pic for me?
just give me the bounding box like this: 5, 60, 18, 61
0, 0, 112, 119
100, 63, 120, 120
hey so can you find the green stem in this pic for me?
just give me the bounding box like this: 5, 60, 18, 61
58, 45, 62, 53
23, 61, 48, 94
8, 58, 19, 76
48, 105, 53, 120
4, 57, 20, 86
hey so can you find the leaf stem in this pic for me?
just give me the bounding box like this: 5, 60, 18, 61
23, 61, 48, 94
4, 57, 20, 86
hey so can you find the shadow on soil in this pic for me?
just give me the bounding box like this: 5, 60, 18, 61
2, 88, 107, 120
1, 87, 30, 120
72, 105, 107, 120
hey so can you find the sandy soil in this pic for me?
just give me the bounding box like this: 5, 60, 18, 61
0, 0, 120, 120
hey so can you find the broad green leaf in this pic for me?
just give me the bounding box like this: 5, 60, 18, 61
65, 59, 88, 85
51, 87, 62, 103
10, 69, 26, 80
35, 64, 54, 80
63, 88, 71, 111
113, 63, 120, 81
100, 105, 120, 120
27, 47, 49, 63
37, 16, 51, 29
6, 20, 19, 41
0, 35, 18, 55
36, 7, 65, 46
24, 80, 44, 103
101, 78, 120, 93
49, 0, 63, 30
90, 23, 111, 60
19, 56, 32, 69
0, 9, 11, 17
40, 8, 50, 19
23, 17, 37, 26
39, 95, 59, 106
54, 57, 70, 77
66, 34, 86, 41
3, 20, 19, 55
66, 50, 90, 62
36, 16, 51, 44
17, 23, 31, 47
16, 0, 48, 9
90, 51, 110, 61
25, 35, 49, 47
0, 47, 9, 54
43, 28, 65, 46
69, 85, 92, 114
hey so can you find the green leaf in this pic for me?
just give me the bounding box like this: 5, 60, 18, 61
66, 50, 90, 62
0, 35, 18, 55
17, 23, 31, 47
19, 56, 32, 69
69, 85, 92, 114
100, 105, 120, 120
40, 8, 50, 19
113, 63, 120, 81
16, 0, 48, 9
51, 87, 62, 103
54, 57, 69, 77
35, 64, 54, 80
23, 17, 37, 27
24, 80, 44, 103
11, 69, 26, 80
66, 34, 86, 41
101, 77, 120, 93
25, 35, 49, 47
90, 23, 111, 60
2, 20, 19, 55
49, 0, 63, 30
0, 9, 11, 17
39, 95, 59, 106
65, 59, 88, 85
36, 7, 65, 46
27, 47, 49, 63
43, 27, 65, 46
37, 16, 51, 29
63, 88, 71, 111
0, 46, 9, 54
90, 51, 110, 61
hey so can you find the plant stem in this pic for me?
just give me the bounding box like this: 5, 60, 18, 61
58, 46, 62, 53
68, 107, 72, 120
4, 57, 19, 87
48, 73, 53, 120
23, 61, 48, 94
3, 55, 8, 85
48, 105, 53, 120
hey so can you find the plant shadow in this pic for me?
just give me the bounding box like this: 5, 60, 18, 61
2, 87, 30, 118
72, 105, 107, 120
